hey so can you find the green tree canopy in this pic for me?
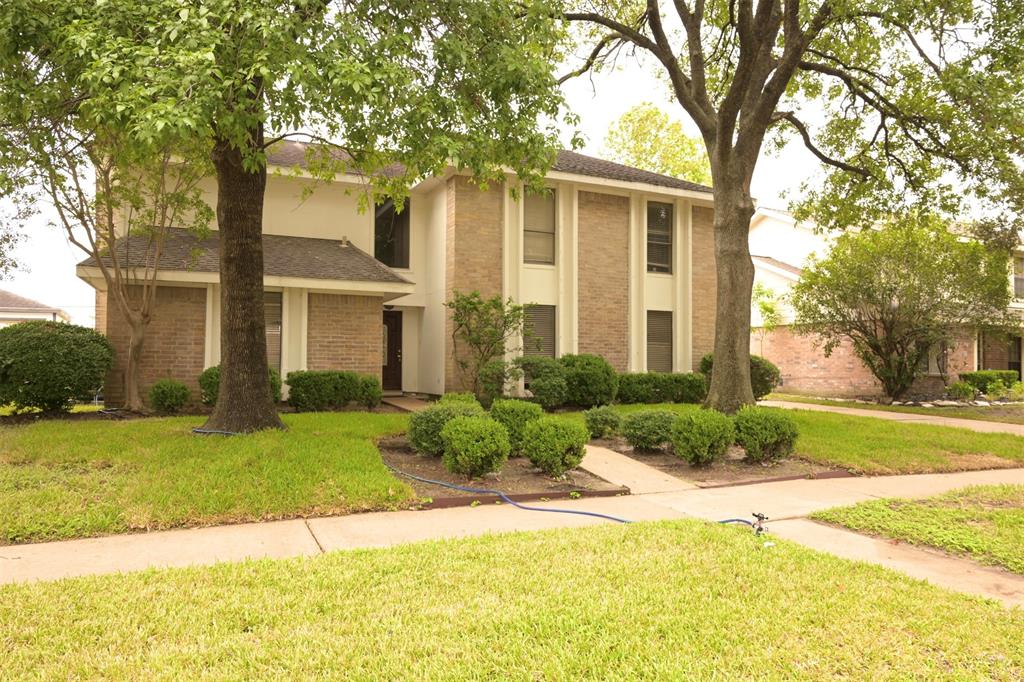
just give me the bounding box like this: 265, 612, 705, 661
790, 215, 1014, 400
603, 103, 711, 184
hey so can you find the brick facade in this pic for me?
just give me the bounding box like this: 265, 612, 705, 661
94, 289, 107, 333
577, 191, 630, 371
444, 175, 504, 390
306, 293, 383, 376
690, 206, 716, 370
102, 285, 207, 406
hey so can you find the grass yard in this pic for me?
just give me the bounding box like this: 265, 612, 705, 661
0, 402, 104, 417
565, 403, 1024, 475
0, 412, 413, 545
1, 521, 1021, 679
769, 392, 1024, 426
813, 485, 1024, 574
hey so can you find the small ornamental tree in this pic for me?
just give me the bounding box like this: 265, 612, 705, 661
447, 291, 530, 402
790, 215, 1014, 401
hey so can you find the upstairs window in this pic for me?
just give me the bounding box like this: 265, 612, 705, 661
524, 190, 556, 265
524, 305, 556, 358
1014, 255, 1024, 298
264, 291, 283, 374
646, 310, 673, 372
374, 199, 410, 269
647, 201, 673, 273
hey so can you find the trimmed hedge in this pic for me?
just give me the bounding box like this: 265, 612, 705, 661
408, 402, 486, 456
670, 410, 735, 466
0, 321, 113, 413
560, 354, 618, 407
522, 416, 589, 477
583, 405, 620, 439
440, 416, 510, 477
438, 392, 483, 408
959, 370, 1020, 394
699, 353, 780, 400
199, 365, 282, 406
622, 410, 677, 450
734, 406, 798, 463
519, 356, 568, 410
617, 372, 707, 404
285, 370, 381, 411
489, 399, 543, 454
148, 379, 190, 414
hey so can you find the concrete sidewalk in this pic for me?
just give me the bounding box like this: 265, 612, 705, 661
763, 399, 1024, 436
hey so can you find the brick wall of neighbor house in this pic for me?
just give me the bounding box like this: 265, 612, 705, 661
691, 206, 717, 370
444, 175, 504, 390
94, 289, 107, 333
102, 285, 206, 407
306, 293, 383, 376
577, 191, 630, 371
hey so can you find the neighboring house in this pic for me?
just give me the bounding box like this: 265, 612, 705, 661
748, 208, 1023, 398
78, 143, 717, 404
0, 289, 70, 328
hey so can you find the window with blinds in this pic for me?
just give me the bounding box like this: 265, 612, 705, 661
524, 305, 556, 357
647, 201, 673, 273
646, 311, 673, 373
265, 291, 283, 374
1014, 255, 1024, 298
524, 190, 556, 265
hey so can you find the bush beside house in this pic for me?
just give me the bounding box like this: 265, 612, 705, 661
200, 365, 282, 406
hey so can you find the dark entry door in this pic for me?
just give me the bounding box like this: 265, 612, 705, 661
382, 310, 402, 391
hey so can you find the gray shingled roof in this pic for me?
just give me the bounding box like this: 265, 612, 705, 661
266, 140, 713, 193
0, 289, 65, 314
78, 228, 411, 285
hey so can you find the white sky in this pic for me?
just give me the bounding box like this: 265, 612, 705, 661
0, 62, 820, 326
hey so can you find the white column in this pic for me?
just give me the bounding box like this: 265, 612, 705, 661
628, 192, 646, 371
674, 199, 693, 372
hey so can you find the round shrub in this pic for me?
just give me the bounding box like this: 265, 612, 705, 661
527, 374, 568, 411
438, 392, 483, 408
408, 402, 485, 456
583, 405, 620, 439
357, 375, 383, 408
700, 353, 780, 401
199, 365, 282, 406
622, 409, 677, 450
440, 416, 510, 477
0, 321, 113, 413
148, 379, 190, 414
522, 416, 589, 477
733, 406, 798, 463
946, 380, 976, 402
559, 354, 618, 407
670, 410, 735, 466
489, 399, 543, 454
617, 373, 656, 404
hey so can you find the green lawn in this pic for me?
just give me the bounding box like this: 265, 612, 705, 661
1, 521, 1020, 679
0, 412, 413, 544
0, 402, 104, 416
769, 392, 1024, 426
813, 485, 1024, 574
570, 403, 1024, 475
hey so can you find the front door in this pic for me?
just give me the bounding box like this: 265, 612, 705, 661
382, 310, 402, 391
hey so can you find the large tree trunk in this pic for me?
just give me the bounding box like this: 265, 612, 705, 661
201, 130, 284, 433
123, 315, 147, 412
704, 186, 757, 414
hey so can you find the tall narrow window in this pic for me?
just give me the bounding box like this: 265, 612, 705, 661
646, 311, 673, 372
647, 201, 673, 273
264, 291, 283, 374
524, 190, 556, 265
1014, 255, 1024, 298
374, 199, 410, 269
1010, 336, 1022, 379
524, 305, 556, 357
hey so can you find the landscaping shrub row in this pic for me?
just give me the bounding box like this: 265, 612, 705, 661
284, 370, 382, 411
616, 372, 706, 404
959, 370, 1019, 394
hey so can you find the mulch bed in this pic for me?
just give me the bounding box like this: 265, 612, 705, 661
378, 436, 627, 509
594, 436, 846, 488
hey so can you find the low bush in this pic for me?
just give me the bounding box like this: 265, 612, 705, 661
560, 354, 618, 407
584, 405, 621, 439
700, 353, 780, 400
734, 406, 798, 463
0, 321, 113, 413
408, 402, 486, 456
527, 374, 568, 411
440, 416, 510, 477
617, 373, 656, 404
622, 410, 677, 450
670, 410, 735, 466
148, 379, 190, 414
959, 370, 1020, 394
985, 379, 1009, 402
286, 370, 364, 411
522, 416, 589, 477
489, 399, 543, 454
438, 392, 482, 407
653, 372, 707, 404
1007, 381, 1024, 402
199, 365, 282, 406
357, 375, 383, 408
946, 380, 976, 402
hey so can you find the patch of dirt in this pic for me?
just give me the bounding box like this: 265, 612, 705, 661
941, 452, 1022, 472
379, 436, 625, 505
593, 436, 843, 487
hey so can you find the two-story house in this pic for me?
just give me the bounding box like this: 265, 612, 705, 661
78, 143, 717, 404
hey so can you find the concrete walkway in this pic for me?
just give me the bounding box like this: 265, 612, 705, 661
763, 399, 1024, 436
3, 447, 1024, 606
